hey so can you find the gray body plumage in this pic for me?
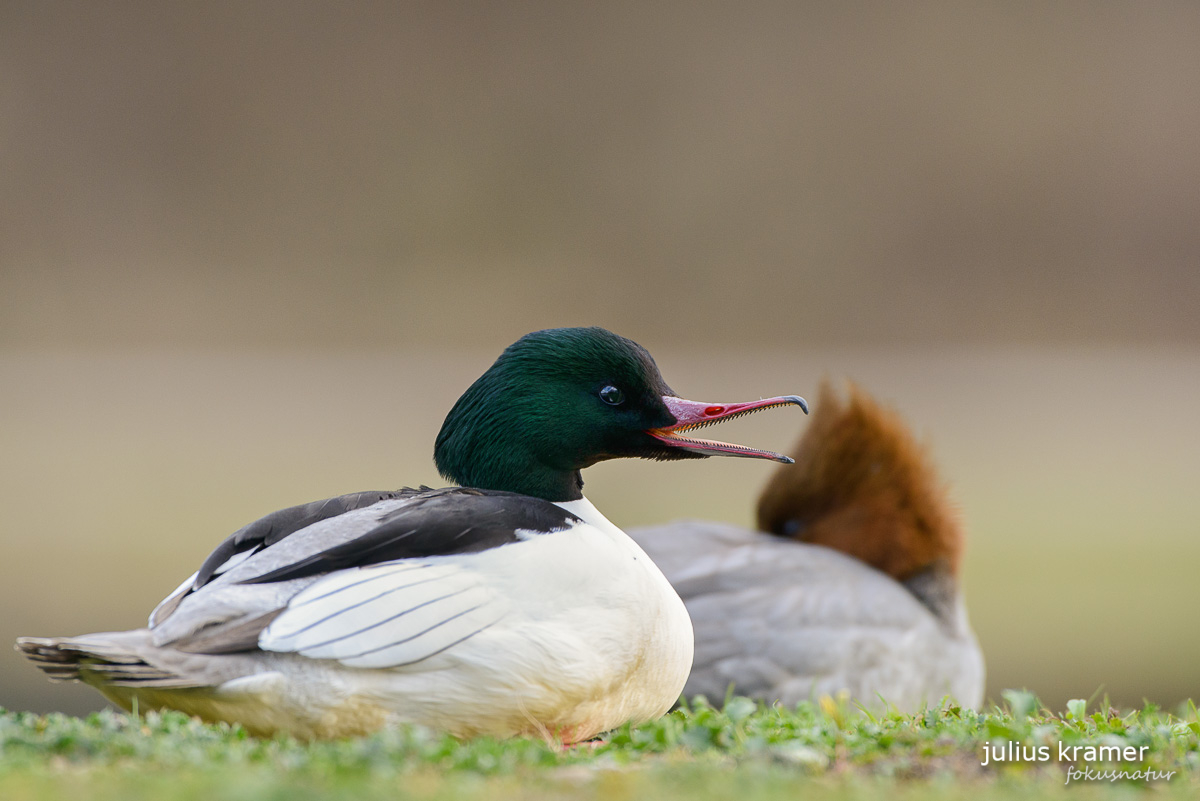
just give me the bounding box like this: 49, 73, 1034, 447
628, 520, 985, 712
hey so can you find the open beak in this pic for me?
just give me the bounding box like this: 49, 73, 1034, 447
647, 395, 808, 464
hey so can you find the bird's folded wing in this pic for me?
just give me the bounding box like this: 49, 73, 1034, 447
150, 489, 417, 627
259, 561, 509, 668
149, 488, 570, 662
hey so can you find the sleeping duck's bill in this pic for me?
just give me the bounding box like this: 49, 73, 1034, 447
648, 395, 808, 463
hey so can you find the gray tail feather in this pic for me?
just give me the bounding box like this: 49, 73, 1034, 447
15, 636, 198, 689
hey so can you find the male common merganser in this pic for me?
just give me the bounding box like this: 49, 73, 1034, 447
17, 327, 806, 741
628, 382, 984, 712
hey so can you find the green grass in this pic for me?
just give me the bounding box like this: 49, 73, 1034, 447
2, 693, 1197, 800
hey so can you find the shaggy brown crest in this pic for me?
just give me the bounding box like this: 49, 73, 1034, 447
755, 381, 962, 581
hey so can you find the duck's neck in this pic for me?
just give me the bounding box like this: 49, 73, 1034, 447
436, 438, 585, 502
900, 561, 962, 630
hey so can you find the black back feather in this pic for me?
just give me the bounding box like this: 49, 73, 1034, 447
238, 487, 580, 585
192, 489, 416, 590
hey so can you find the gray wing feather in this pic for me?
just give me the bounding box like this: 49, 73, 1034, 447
149, 496, 513, 669
150, 497, 423, 650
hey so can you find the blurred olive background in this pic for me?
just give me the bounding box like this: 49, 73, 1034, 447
2, 3, 1198, 716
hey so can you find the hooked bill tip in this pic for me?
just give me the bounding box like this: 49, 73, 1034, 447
785, 395, 809, 414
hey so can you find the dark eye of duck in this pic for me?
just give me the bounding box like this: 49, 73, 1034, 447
599, 385, 625, 406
